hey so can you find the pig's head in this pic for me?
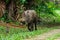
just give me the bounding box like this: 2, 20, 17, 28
18, 17, 26, 25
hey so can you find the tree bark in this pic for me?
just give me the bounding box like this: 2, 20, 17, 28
0, 0, 6, 17
6, 0, 17, 21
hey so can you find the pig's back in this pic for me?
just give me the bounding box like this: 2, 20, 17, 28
24, 10, 37, 18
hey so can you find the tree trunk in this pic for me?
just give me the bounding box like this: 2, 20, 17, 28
0, 0, 6, 17
6, 0, 17, 21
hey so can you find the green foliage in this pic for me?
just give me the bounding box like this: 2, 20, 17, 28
34, 1, 60, 24
35, 1, 55, 16
0, 26, 56, 40
5, 0, 26, 5
46, 33, 60, 40
16, 0, 26, 5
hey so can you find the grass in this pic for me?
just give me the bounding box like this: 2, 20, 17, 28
46, 25, 60, 40
46, 33, 60, 40
0, 25, 59, 40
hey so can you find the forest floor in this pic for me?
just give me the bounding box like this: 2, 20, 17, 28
0, 21, 24, 28
0, 21, 60, 40
25, 29, 60, 40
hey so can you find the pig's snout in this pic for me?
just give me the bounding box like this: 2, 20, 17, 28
19, 18, 26, 25
20, 21, 25, 25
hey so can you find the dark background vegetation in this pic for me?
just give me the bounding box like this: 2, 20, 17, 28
0, 0, 60, 25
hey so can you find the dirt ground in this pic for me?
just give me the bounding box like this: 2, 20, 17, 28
25, 29, 60, 40
0, 21, 24, 28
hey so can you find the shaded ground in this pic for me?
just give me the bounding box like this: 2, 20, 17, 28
0, 21, 24, 28
55, 37, 60, 40
25, 29, 60, 40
